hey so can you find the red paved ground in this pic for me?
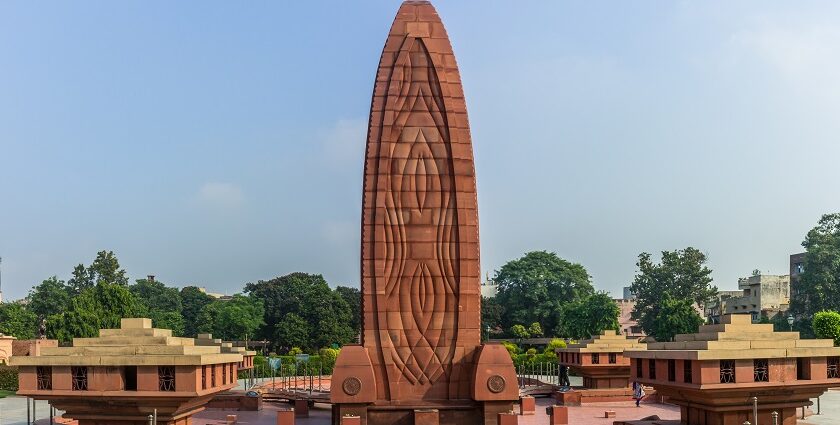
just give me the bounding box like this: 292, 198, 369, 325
192, 397, 680, 425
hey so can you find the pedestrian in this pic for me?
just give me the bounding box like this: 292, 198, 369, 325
559, 364, 570, 388
632, 381, 645, 407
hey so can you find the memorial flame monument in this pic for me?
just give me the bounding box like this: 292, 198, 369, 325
330, 1, 518, 424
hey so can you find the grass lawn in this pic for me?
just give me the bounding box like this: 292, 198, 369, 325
0, 389, 16, 398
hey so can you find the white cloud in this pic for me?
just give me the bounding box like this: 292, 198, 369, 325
321, 118, 367, 164
195, 182, 244, 209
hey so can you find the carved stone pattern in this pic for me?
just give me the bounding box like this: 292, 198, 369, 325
487, 375, 506, 394
342, 377, 362, 396
376, 37, 459, 388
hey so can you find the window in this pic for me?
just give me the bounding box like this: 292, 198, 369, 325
797, 358, 810, 380
828, 357, 840, 379
720, 360, 736, 383
71, 366, 88, 391
158, 366, 176, 392
635, 359, 643, 378
222, 363, 227, 385
609, 353, 617, 364
124, 366, 137, 391
202, 366, 207, 390
230, 364, 234, 383
648, 359, 656, 380
754, 359, 769, 382
591, 354, 600, 365
36, 366, 52, 390
211, 366, 217, 387
683, 360, 692, 384
668, 359, 676, 382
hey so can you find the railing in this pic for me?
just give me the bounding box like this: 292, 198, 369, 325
515, 362, 560, 388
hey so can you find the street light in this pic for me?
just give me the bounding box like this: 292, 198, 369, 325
787, 315, 795, 331
485, 325, 491, 341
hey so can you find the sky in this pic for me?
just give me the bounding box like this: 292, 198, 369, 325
2, 1, 840, 301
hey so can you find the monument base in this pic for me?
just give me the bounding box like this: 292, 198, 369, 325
332, 401, 514, 425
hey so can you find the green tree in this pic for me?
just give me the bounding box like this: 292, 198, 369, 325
180, 286, 214, 337
792, 214, 840, 317
528, 322, 544, 337
812, 310, 840, 346
51, 282, 143, 342
481, 296, 504, 338
27, 276, 71, 320
196, 295, 264, 341
245, 273, 355, 350
629, 247, 715, 341
510, 324, 530, 339
647, 295, 704, 342
276, 312, 310, 349
0, 303, 38, 339
67, 264, 94, 294
558, 292, 620, 339
335, 286, 361, 336
494, 251, 594, 333
130, 278, 184, 335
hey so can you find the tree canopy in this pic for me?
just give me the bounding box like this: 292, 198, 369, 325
494, 251, 594, 335
245, 272, 356, 351
629, 247, 715, 341
195, 294, 264, 341
791, 214, 840, 317
557, 292, 620, 339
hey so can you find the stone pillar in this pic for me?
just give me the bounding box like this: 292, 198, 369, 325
497, 411, 518, 425
277, 408, 295, 425
518, 396, 535, 415
294, 399, 309, 417
547, 405, 568, 425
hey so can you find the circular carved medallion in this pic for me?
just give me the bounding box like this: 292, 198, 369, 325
342, 377, 362, 396
487, 375, 506, 393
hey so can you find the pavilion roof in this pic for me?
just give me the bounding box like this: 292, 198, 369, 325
9, 318, 243, 366
627, 314, 840, 360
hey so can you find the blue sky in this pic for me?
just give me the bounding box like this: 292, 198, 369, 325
2, 1, 840, 300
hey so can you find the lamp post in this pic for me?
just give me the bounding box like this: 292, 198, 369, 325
485, 325, 491, 342
787, 315, 795, 331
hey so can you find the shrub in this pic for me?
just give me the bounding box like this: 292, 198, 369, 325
545, 338, 566, 353
501, 341, 520, 358
287, 347, 303, 356
0, 366, 18, 391
813, 311, 840, 346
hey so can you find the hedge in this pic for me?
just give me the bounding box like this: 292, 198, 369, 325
0, 366, 18, 391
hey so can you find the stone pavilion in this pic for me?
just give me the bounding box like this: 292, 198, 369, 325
10, 318, 244, 425
555, 330, 647, 404
626, 313, 840, 425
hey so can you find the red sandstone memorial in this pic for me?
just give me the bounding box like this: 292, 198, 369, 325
626, 313, 840, 425
10, 318, 243, 425
555, 330, 647, 405
330, 1, 518, 424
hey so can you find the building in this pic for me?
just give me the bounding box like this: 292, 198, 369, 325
480, 280, 498, 298
11, 318, 243, 425
622, 286, 636, 300
615, 299, 644, 337
627, 314, 840, 425
555, 330, 647, 404
704, 290, 743, 324
724, 274, 790, 321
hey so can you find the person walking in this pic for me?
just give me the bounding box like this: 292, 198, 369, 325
558, 364, 570, 389
632, 381, 645, 407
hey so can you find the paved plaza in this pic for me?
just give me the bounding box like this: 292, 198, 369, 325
0, 390, 836, 424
